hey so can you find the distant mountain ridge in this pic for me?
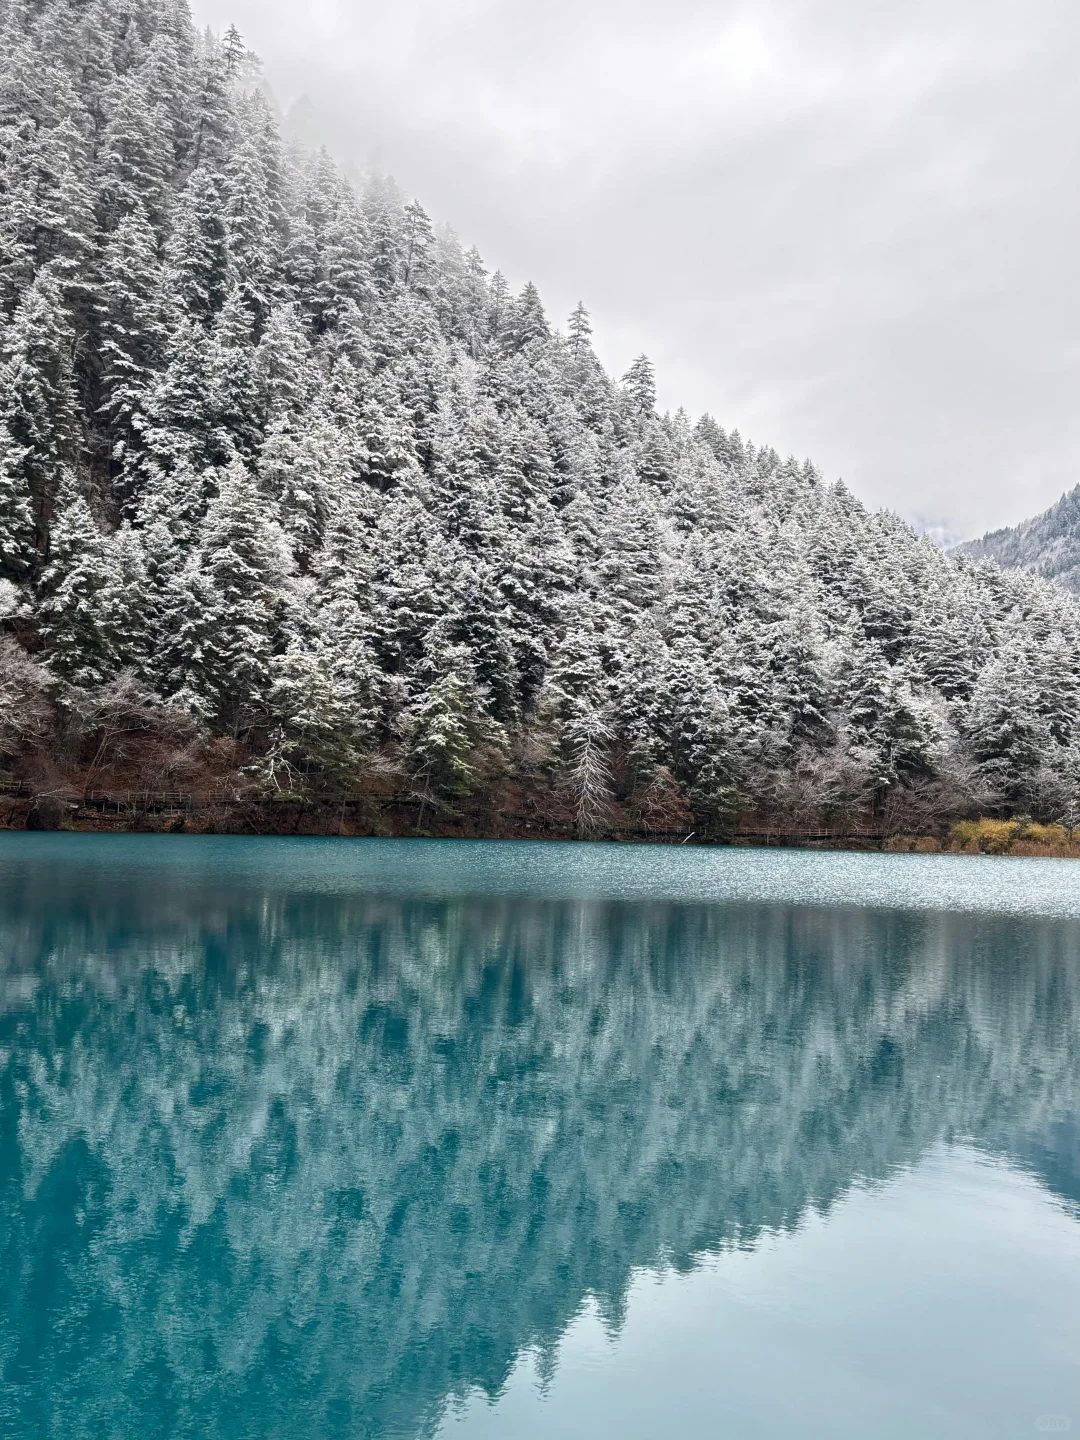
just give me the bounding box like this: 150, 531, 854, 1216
956, 486, 1080, 594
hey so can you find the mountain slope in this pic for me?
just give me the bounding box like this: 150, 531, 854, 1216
3, 0, 1080, 835
955, 486, 1080, 594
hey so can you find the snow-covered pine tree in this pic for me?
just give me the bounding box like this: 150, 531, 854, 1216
0, 264, 79, 573
38, 475, 116, 686
622, 354, 656, 418
172, 458, 291, 732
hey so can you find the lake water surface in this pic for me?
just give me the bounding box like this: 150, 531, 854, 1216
1, 836, 1079, 1438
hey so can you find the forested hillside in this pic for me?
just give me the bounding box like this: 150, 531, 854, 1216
956, 486, 1080, 596
3, 0, 1080, 837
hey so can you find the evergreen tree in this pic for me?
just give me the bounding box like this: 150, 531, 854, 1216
508, 281, 548, 352
95, 69, 173, 232
0, 420, 35, 579
0, 263, 78, 567
166, 165, 230, 322
222, 24, 246, 77
97, 202, 168, 500
37, 474, 115, 685
568, 301, 592, 358
401, 199, 434, 296
173, 459, 290, 731
622, 354, 656, 417
402, 641, 504, 814
224, 97, 277, 331
261, 631, 377, 798
964, 644, 1046, 804
99, 521, 151, 668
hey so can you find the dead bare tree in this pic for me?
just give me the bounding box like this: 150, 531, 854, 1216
561, 709, 615, 838
62, 673, 199, 796
0, 637, 53, 758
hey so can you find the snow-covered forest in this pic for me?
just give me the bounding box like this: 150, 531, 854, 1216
3, 0, 1080, 836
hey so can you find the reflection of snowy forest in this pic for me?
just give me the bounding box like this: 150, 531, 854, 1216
2, 857, 1078, 1436
5, 5, 1080, 834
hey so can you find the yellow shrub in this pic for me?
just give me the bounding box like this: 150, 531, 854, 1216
1016, 822, 1070, 847
946, 819, 1021, 854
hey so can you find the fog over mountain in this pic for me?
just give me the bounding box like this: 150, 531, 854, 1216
956, 486, 1080, 596
189, 0, 1080, 540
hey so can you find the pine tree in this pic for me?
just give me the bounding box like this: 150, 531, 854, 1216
224, 97, 277, 331
364, 172, 404, 296
223, 24, 246, 77
37, 474, 115, 686
622, 354, 656, 417
253, 300, 318, 423
173, 459, 291, 731
257, 410, 346, 566
693, 413, 728, 465
95, 69, 173, 232
402, 641, 504, 814
141, 316, 222, 473
353, 377, 421, 493
0, 113, 95, 305
165, 165, 230, 322
0, 422, 36, 580
98, 522, 151, 669
401, 199, 434, 296
488, 270, 511, 346
0, 263, 78, 567
964, 644, 1046, 804
96, 202, 168, 501
636, 421, 676, 494
596, 477, 663, 618
568, 302, 592, 358
537, 578, 615, 828
261, 631, 377, 798
508, 281, 548, 351
191, 37, 233, 171
317, 165, 374, 324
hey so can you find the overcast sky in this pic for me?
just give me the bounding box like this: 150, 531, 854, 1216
192, 0, 1080, 540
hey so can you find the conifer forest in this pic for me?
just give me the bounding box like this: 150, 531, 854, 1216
2, 0, 1080, 840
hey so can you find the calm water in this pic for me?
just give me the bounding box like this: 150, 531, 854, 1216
1, 837, 1079, 1439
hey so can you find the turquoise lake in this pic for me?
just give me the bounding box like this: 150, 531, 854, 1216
1, 835, 1079, 1438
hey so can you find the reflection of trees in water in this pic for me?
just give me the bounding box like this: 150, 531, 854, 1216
1, 882, 1079, 1438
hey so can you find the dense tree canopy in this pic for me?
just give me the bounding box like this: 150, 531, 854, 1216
2, 0, 1079, 832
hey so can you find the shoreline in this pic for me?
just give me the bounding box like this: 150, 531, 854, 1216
3, 795, 1079, 858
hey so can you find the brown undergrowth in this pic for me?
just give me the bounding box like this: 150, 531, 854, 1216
3, 657, 1079, 852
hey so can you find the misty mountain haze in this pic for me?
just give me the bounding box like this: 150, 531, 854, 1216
956, 486, 1080, 595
